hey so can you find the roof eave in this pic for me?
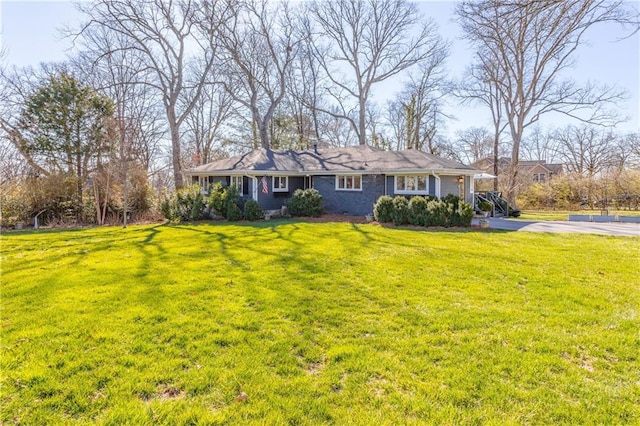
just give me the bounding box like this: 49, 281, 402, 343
184, 168, 482, 176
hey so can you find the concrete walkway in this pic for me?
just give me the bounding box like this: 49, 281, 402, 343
472, 217, 640, 237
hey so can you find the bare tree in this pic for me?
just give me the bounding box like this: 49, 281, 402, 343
551, 125, 617, 178
320, 110, 359, 148
72, 38, 165, 225
454, 127, 495, 165
77, 0, 218, 189
74, 38, 164, 172
455, 59, 508, 191
183, 85, 235, 166
307, 0, 446, 146
198, 0, 300, 149
387, 52, 450, 152
456, 0, 635, 202
622, 132, 640, 168
521, 126, 560, 163
282, 16, 323, 149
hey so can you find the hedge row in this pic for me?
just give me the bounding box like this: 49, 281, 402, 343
162, 183, 263, 222
373, 194, 474, 227
162, 185, 325, 222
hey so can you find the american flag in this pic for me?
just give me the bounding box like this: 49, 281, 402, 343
261, 176, 268, 194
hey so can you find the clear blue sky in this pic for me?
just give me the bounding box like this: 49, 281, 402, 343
2, 0, 639, 137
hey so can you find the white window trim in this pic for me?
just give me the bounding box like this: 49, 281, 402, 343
335, 175, 362, 191
198, 176, 211, 194
394, 175, 429, 195
230, 175, 243, 193
272, 176, 289, 192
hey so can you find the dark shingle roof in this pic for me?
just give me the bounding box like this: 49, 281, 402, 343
519, 160, 564, 174
184, 145, 477, 175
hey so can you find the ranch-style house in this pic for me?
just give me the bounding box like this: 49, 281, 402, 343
183, 145, 481, 216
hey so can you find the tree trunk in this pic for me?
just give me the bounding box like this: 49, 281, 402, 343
167, 107, 183, 189
102, 171, 110, 226
76, 152, 83, 222
259, 121, 270, 149
358, 96, 367, 145
122, 168, 128, 228
493, 127, 500, 192
507, 131, 522, 205
93, 182, 102, 225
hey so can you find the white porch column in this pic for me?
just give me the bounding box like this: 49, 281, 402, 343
252, 177, 258, 201
434, 174, 441, 198
469, 176, 475, 204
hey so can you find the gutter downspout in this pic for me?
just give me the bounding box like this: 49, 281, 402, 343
434, 174, 441, 199
469, 175, 475, 205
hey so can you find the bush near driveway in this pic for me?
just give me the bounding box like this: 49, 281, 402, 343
375, 195, 474, 227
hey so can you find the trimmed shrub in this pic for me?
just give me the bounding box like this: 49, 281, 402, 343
161, 184, 206, 222
373, 195, 394, 222
391, 196, 409, 225
226, 201, 243, 221
453, 201, 474, 227
478, 201, 493, 213
441, 194, 460, 206
426, 199, 452, 227
206, 183, 243, 220
373, 194, 475, 228
243, 199, 263, 221
286, 188, 323, 217
207, 182, 226, 217
508, 207, 521, 217
224, 185, 242, 221
408, 196, 429, 226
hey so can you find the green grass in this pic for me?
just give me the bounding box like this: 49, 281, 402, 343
2, 221, 639, 424
519, 209, 640, 221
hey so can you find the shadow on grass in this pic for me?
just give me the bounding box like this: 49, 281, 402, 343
3, 219, 502, 308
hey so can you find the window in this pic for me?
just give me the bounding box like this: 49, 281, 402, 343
533, 173, 546, 183
395, 175, 428, 194
273, 176, 288, 192
230, 176, 243, 193
336, 175, 362, 191
198, 176, 214, 194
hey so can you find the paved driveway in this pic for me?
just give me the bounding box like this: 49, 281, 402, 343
472, 218, 640, 237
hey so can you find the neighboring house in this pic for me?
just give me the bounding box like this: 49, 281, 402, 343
519, 160, 564, 183
471, 157, 563, 184
183, 145, 480, 216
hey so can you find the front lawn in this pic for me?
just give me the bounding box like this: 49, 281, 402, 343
2, 221, 638, 424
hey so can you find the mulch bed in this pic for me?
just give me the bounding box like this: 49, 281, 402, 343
297, 213, 486, 231
297, 213, 369, 224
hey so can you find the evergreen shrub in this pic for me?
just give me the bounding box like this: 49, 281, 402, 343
408, 196, 429, 226
391, 196, 409, 225
373, 195, 394, 222
243, 199, 264, 221
286, 189, 323, 217
161, 184, 206, 222
373, 194, 475, 228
